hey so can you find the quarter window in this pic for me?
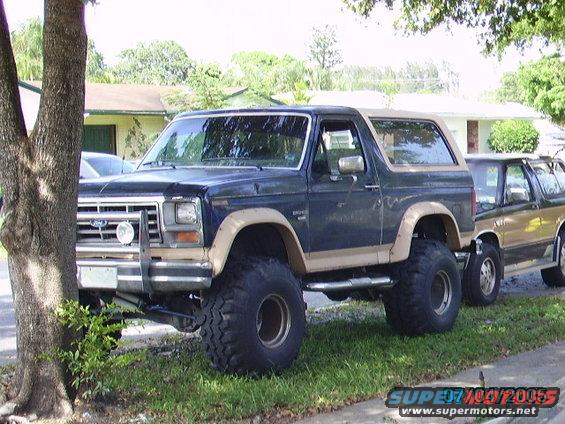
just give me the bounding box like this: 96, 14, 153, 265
370, 119, 455, 165
313, 120, 365, 175
505, 165, 532, 204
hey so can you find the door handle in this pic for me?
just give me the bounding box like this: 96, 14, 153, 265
365, 184, 380, 191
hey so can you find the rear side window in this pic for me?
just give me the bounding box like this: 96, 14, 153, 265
505, 165, 533, 204
530, 161, 563, 196
370, 119, 455, 165
468, 162, 502, 212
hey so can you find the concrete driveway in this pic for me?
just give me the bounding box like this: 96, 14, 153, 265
0, 260, 336, 365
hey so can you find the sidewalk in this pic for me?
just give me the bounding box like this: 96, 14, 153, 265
296, 340, 565, 424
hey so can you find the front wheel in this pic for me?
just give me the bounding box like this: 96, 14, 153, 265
200, 257, 306, 375
462, 242, 501, 306
541, 233, 565, 287
383, 240, 461, 335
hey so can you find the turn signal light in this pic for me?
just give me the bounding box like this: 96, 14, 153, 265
176, 231, 200, 244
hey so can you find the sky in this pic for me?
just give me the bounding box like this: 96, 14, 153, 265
3, 0, 549, 97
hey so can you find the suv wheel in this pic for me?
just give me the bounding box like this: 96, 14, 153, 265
200, 257, 306, 375
462, 242, 501, 306
541, 233, 565, 287
383, 240, 461, 335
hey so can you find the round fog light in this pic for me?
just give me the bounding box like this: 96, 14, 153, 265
116, 221, 135, 245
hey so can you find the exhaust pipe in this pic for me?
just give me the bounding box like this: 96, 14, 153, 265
305, 276, 395, 292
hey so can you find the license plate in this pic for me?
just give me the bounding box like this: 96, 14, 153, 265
79, 266, 118, 289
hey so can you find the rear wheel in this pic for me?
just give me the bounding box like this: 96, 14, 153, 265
541, 233, 565, 287
383, 240, 461, 335
462, 242, 501, 306
200, 257, 306, 375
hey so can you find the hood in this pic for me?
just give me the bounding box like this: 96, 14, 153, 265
78, 166, 296, 198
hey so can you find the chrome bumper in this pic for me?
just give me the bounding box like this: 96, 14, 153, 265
76, 209, 212, 293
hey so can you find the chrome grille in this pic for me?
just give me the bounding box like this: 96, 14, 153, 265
77, 202, 161, 243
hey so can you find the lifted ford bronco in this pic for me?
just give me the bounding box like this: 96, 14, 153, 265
77, 106, 475, 375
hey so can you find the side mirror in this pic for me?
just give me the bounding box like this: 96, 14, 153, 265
508, 187, 529, 203
338, 155, 365, 175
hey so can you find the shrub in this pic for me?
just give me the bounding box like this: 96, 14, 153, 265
487, 120, 539, 153
41, 300, 141, 400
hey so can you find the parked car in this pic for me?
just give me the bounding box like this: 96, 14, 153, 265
80, 151, 135, 179
76, 106, 476, 375
465, 154, 565, 306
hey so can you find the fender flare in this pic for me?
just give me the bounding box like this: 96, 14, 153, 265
389, 202, 471, 262
207, 208, 307, 276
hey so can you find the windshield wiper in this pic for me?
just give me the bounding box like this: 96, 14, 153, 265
141, 160, 177, 169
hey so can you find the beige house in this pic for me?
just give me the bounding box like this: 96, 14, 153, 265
19, 82, 277, 159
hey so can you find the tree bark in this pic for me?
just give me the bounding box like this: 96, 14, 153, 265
0, 0, 87, 419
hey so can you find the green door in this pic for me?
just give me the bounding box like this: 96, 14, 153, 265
82, 125, 116, 154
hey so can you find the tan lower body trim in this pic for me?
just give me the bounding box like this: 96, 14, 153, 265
304, 244, 393, 273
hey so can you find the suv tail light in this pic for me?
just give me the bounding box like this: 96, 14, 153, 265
471, 188, 477, 217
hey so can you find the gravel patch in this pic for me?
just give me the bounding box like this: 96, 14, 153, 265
500, 271, 549, 293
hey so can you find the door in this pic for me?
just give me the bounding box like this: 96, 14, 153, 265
82, 125, 116, 154
502, 164, 544, 266
467, 120, 479, 153
308, 118, 382, 253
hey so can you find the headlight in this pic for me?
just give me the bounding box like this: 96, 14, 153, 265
176, 202, 198, 224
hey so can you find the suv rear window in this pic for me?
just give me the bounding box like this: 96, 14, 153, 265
370, 119, 455, 165
468, 161, 502, 212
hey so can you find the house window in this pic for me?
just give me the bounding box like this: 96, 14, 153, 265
370, 119, 455, 165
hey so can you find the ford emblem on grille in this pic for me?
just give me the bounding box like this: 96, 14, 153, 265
90, 219, 108, 229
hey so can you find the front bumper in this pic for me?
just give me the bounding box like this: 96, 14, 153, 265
76, 209, 212, 294
77, 258, 212, 293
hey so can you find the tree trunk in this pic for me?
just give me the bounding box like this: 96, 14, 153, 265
0, 0, 87, 419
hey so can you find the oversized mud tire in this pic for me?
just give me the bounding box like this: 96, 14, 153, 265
383, 240, 461, 335
462, 242, 501, 306
541, 232, 565, 287
200, 257, 306, 375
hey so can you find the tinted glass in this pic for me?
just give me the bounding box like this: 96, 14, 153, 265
505, 165, 532, 204
551, 161, 565, 192
531, 161, 563, 196
142, 115, 309, 169
313, 121, 365, 175
468, 162, 502, 212
84, 156, 135, 176
370, 119, 455, 165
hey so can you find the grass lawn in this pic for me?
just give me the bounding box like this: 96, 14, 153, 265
103, 296, 565, 423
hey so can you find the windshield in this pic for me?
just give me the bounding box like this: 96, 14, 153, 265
468, 161, 502, 213
85, 156, 135, 176
141, 114, 310, 169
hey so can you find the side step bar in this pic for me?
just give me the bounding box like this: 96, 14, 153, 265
305, 276, 395, 292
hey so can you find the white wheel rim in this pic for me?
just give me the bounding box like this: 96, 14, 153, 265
431, 270, 453, 315
479, 257, 496, 296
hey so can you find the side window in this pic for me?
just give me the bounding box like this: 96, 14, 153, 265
551, 161, 565, 192
504, 165, 533, 204
370, 119, 455, 165
313, 120, 365, 175
531, 161, 564, 196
